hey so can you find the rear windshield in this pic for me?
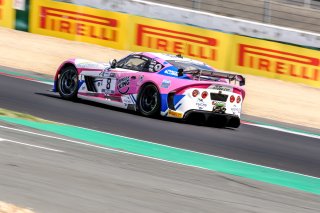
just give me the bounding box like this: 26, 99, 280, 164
167, 60, 214, 72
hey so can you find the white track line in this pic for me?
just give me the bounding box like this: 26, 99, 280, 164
36, 80, 53, 85
0, 137, 64, 153
0, 124, 319, 179
243, 122, 320, 140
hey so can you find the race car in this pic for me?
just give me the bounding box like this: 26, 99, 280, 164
53, 52, 245, 128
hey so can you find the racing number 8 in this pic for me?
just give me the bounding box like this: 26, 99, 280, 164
106, 78, 111, 89
104, 77, 116, 94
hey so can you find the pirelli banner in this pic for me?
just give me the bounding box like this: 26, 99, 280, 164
230, 36, 320, 87
29, 0, 128, 49
0, 0, 15, 28
127, 16, 232, 70
28, 0, 320, 88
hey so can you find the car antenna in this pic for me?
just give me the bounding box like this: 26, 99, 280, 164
176, 53, 183, 58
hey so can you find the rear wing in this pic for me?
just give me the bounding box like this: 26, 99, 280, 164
179, 69, 245, 86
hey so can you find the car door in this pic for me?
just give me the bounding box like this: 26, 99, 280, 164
103, 54, 151, 95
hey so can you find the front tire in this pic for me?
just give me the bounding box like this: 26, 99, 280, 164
57, 66, 78, 100
137, 84, 160, 117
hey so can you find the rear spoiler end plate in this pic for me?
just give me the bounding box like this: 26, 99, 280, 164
179, 69, 245, 86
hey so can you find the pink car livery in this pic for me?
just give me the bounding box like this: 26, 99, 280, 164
53, 52, 245, 128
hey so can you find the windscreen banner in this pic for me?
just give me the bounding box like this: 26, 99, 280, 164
29, 0, 128, 49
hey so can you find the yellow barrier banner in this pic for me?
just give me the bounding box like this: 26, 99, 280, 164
0, 0, 15, 28
30, 0, 128, 49
128, 16, 232, 70
230, 35, 320, 88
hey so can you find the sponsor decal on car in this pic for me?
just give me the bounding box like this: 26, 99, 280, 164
161, 79, 171, 88
212, 101, 226, 107
121, 95, 135, 105
102, 73, 117, 94
164, 69, 178, 76
168, 110, 183, 118
231, 105, 241, 114
210, 85, 232, 92
117, 76, 130, 94
103, 72, 116, 78
212, 101, 226, 113
154, 63, 163, 72
158, 66, 180, 77
77, 62, 104, 69
137, 75, 144, 85
148, 60, 156, 72
196, 98, 208, 110
96, 80, 102, 87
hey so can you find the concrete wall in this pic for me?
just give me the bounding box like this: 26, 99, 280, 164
146, 0, 320, 33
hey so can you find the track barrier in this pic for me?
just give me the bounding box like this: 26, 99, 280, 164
2, 0, 320, 87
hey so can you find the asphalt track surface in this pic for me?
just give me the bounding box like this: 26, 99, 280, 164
1, 122, 319, 213
0, 74, 320, 178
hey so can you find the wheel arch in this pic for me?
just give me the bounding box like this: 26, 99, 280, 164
56, 64, 79, 100
53, 62, 77, 92
137, 81, 160, 94
136, 81, 162, 115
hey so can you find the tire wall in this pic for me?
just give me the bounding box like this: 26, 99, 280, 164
2, 0, 320, 88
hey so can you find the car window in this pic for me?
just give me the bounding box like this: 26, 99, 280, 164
116, 56, 129, 68
117, 55, 150, 71
167, 60, 214, 71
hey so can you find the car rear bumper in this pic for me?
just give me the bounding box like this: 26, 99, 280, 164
183, 110, 241, 128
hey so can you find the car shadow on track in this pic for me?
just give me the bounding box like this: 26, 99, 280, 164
35, 92, 236, 131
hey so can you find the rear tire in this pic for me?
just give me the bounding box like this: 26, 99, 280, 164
57, 66, 78, 100
137, 84, 160, 117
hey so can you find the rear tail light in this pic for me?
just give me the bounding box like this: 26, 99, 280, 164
201, 91, 208, 99
192, 90, 199, 97
237, 96, 241, 103
230, 95, 235, 103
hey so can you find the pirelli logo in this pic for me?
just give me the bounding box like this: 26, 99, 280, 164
238, 44, 319, 81
136, 24, 218, 60
40, 7, 118, 41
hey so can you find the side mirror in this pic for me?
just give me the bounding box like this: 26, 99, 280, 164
109, 59, 117, 68
178, 68, 184, 77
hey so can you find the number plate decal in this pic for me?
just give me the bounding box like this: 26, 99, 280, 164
103, 77, 116, 94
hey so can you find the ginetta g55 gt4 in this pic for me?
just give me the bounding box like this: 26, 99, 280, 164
53, 52, 245, 128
